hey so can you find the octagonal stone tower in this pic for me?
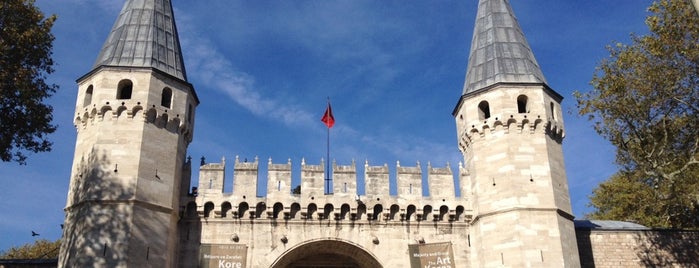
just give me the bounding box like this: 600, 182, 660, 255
59, 0, 198, 267
453, 0, 580, 266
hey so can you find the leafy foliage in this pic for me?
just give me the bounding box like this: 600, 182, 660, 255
577, 0, 699, 228
0, 239, 60, 259
0, 0, 58, 164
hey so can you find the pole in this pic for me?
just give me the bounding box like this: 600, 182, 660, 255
326, 124, 330, 194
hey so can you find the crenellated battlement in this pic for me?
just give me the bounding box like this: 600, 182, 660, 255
188, 156, 473, 223
458, 113, 564, 151
73, 100, 194, 142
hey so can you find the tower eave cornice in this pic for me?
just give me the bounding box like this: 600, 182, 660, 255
452, 82, 563, 116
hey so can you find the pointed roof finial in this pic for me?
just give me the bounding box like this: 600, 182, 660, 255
462, 0, 546, 94
93, 0, 187, 81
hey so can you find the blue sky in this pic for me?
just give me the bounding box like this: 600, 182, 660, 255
0, 0, 652, 250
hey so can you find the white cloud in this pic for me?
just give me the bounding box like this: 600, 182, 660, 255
177, 12, 316, 129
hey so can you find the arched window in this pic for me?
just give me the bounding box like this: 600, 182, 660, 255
116, 80, 133, 99
161, 87, 172, 108
550, 102, 556, 120
517, 95, 528, 113
83, 85, 93, 107
478, 101, 490, 120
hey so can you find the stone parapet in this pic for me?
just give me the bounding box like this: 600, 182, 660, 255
576, 228, 699, 268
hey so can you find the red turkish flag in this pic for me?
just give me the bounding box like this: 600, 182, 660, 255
321, 103, 335, 128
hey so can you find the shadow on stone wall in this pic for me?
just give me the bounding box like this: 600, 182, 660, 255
59, 148, 182, 266
635, 230, 699, 267
59, 148, 131, 267
576, 226, 699, 268
177, 200, 201, 267
575, 229, 595, 268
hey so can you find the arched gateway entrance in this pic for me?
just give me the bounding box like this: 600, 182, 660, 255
271, 239, 383, 268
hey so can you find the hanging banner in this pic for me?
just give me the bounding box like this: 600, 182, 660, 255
200, 244, 247, 268
408, 242, 455, 268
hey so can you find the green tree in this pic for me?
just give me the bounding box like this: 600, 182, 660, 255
576, 0, 699, 228
0, 0, 57, 164
0, 239, 60, 259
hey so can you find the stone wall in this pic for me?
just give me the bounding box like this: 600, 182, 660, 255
576, 229, 699, 268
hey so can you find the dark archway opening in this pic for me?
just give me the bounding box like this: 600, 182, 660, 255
271, 239, 382, 268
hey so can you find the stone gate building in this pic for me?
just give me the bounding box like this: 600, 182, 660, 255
56, 0, 699, 267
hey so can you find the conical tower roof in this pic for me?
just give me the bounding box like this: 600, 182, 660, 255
93, 0, 187, 81
462, 0, 546, 94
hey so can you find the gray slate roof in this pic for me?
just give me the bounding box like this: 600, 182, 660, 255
93, 0, 187, 81
463, 0, 547, 94
574, 220, 650, 230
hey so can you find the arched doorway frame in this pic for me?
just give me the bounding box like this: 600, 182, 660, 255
270, 237, 383, 268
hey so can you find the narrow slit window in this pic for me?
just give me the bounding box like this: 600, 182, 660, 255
187, 104, 193, 123
83, 85, 93, 107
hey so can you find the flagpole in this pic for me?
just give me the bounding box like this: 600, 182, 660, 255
321, 98, 334, 195
326, 119, 330, 195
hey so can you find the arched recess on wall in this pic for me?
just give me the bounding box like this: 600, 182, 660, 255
421, 205, 433, 221
116, 106, 128, 119
406, 205, 416, 221
145, 108, 157, 123
355, 203, 366, 220
439, 205, 449, 221
389, 204, 400, 220
203, 202, 214, 218
255, 202, 266, 218
340, 204, 350, 220
289, 203, 301, 219
272, 202, 284, 219
270, 238, 383, 268
372, 204, 383, 221
116, 79, 133, 99
306, 203, 317, 219
455, 205, 465, 221
323, 204, 334, 220
478, 100, 490, 120
237, 202, 249, 219
221, 202, 232, 218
